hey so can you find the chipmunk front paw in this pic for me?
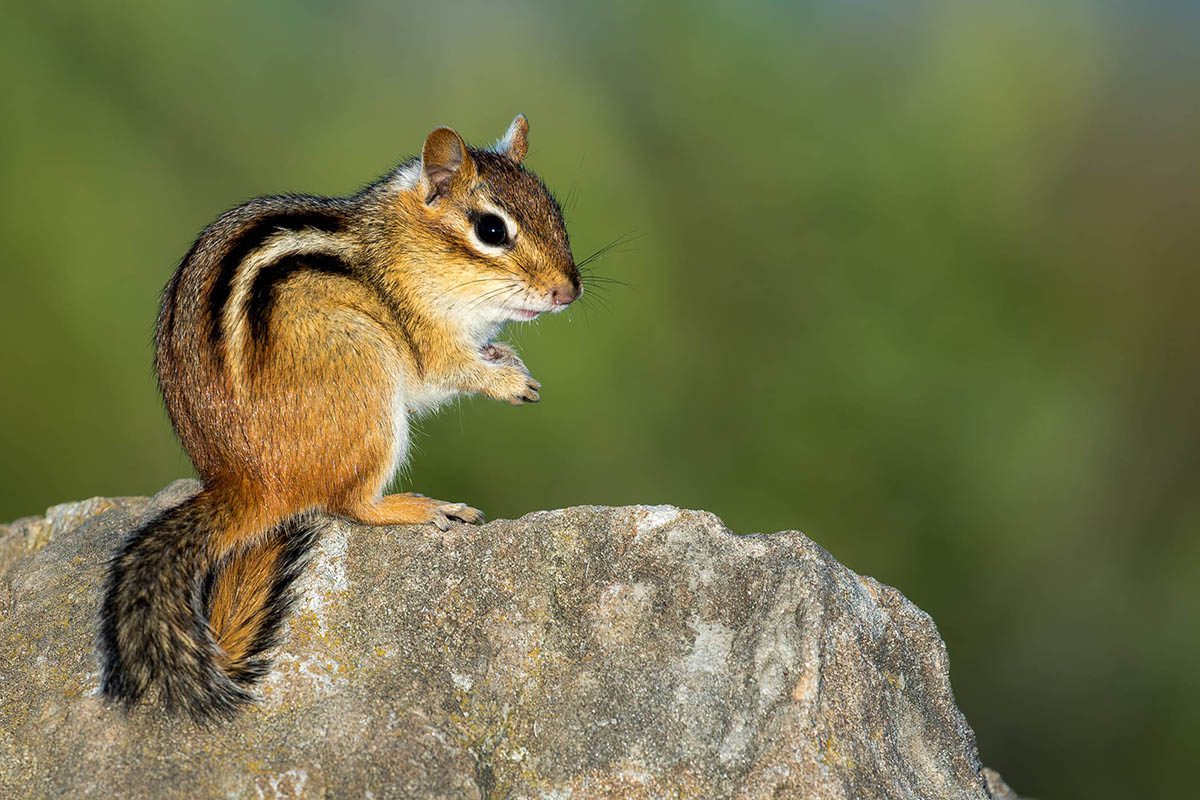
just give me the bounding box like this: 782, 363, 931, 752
481, 343, 540, 404
500, 368, 541, 405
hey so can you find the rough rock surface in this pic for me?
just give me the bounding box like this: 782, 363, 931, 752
0, 480, 1013, 799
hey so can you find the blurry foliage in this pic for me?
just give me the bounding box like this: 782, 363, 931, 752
1, 1, 1198, 797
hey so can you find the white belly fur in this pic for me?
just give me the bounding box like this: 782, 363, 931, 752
387, 375, 459, 482
388, 382, 412, 484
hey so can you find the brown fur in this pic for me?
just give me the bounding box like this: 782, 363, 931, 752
99, 116, 579, 720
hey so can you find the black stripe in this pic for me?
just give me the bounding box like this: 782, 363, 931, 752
358, 270, 424, 374
246, 252, 356, 347
244, 253, 423, 372
208, 211, 343, 349
240, 244, 425, 374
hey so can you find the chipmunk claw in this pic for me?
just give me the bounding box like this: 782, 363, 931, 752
432, 502, 485, 530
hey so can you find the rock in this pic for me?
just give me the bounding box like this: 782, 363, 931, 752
0, 480, 1017, 799
981, 768, 1024, 800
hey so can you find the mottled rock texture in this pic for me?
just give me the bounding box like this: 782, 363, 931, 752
0, 480, 1014, 799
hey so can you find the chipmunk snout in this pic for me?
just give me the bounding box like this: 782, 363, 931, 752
550, 280, 579, 307
550, 285, 576, 307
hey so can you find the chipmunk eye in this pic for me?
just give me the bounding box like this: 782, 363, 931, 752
473, 213, 509, 247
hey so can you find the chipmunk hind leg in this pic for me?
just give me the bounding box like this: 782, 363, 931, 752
248, 274, 485, 531
326, 377, 485, 530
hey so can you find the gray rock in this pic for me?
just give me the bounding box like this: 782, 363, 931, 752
0, 480, 1016, 799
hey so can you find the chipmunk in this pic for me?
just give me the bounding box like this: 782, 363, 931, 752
98, 115, 579, 721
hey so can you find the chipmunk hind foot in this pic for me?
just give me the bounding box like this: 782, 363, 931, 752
344, 492, 485, 530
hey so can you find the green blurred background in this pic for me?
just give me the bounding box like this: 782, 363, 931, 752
2, 1, 1197, 796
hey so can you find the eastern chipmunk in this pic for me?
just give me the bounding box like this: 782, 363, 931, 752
99, 115, 579, 721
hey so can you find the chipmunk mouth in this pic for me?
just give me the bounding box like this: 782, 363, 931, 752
505, 307, 543, 321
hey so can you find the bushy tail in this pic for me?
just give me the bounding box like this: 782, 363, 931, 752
98, 490, 319, 721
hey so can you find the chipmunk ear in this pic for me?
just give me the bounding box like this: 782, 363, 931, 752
494, 114, 529, 164
421, 127, 476, 203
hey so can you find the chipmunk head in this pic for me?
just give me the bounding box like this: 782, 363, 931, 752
400, 115, 579, 329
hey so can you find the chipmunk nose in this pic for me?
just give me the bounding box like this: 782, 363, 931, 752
550, 281, 578, 307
